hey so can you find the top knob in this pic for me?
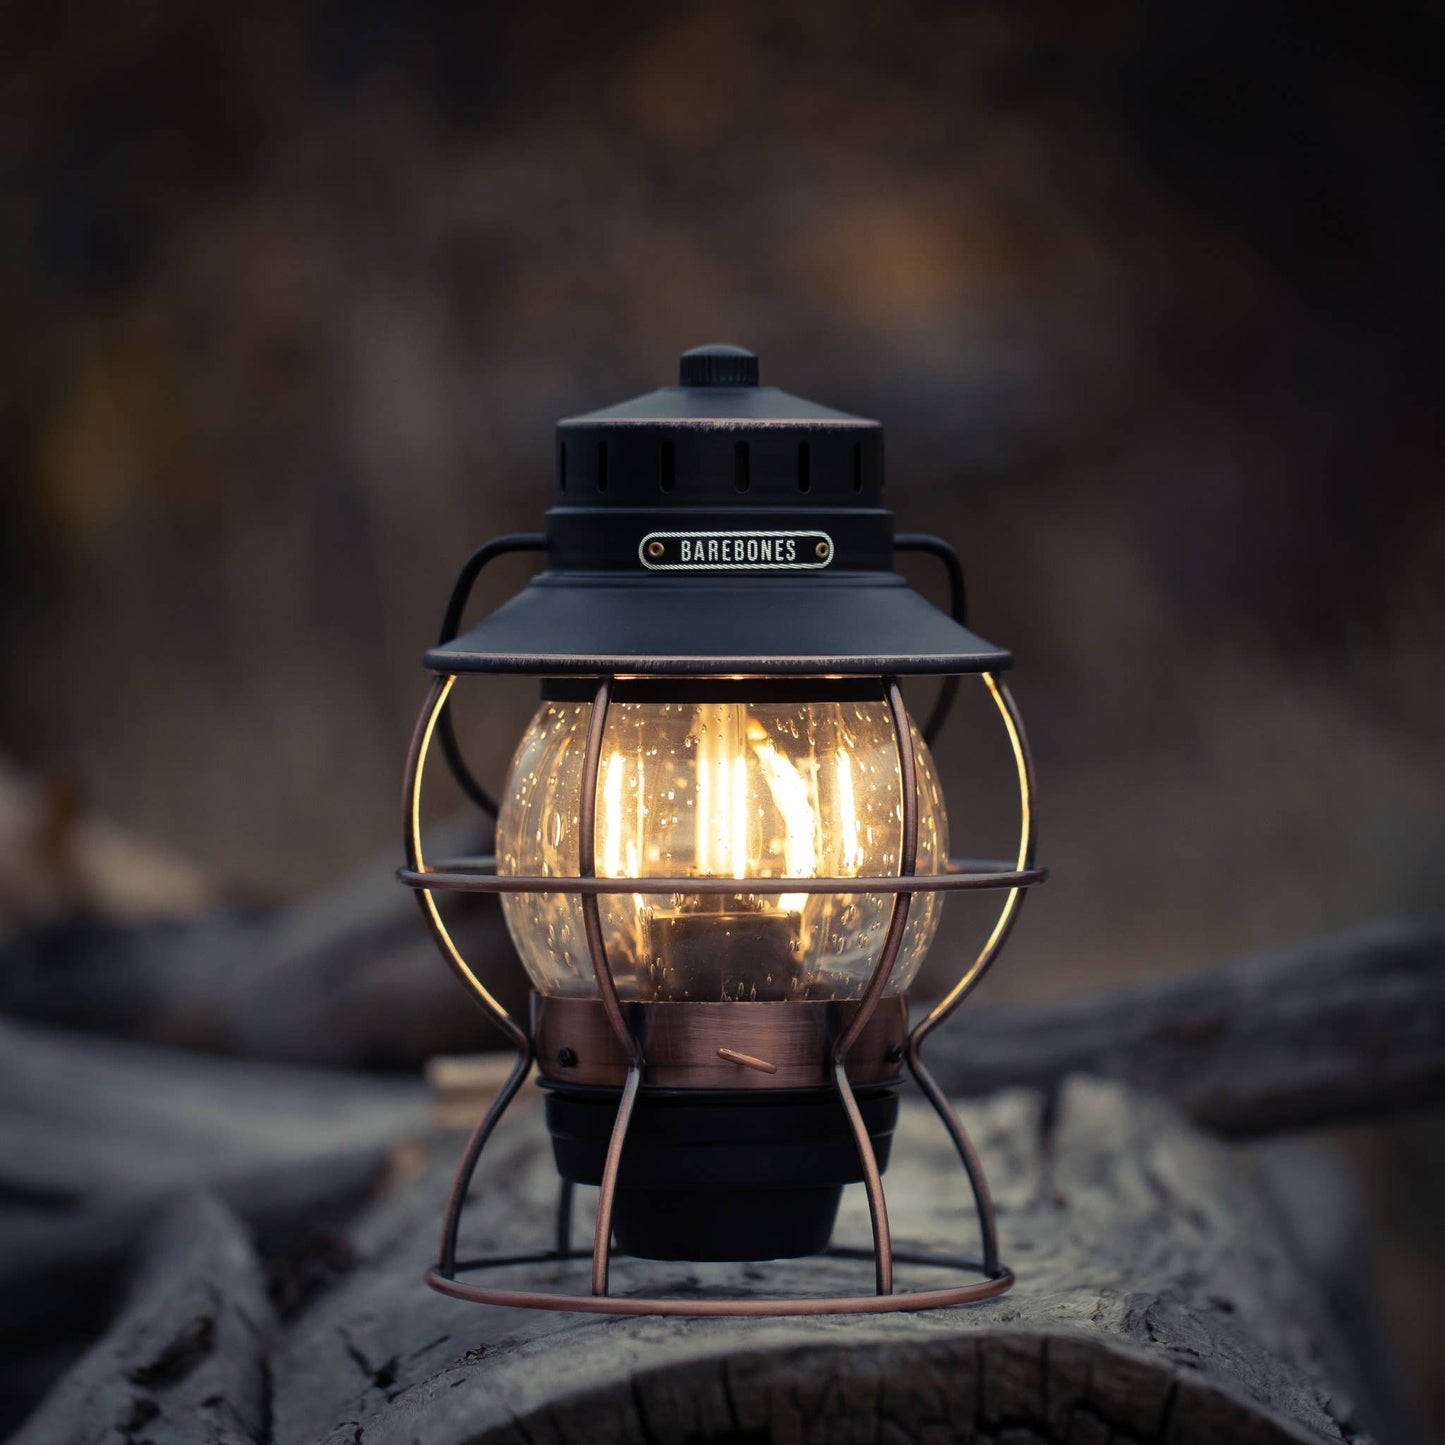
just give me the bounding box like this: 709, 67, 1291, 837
679, 344, 759, 388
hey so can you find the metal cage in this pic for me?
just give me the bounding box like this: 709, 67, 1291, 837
397, 534, 1045, 1316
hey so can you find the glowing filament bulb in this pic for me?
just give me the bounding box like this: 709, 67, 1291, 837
749, 718, 817, 913
730, 751, 748, 879
496, 694, 948, 1003
835, 750, 861, 872
695, 722, 711, 874
600, 751, 626, 877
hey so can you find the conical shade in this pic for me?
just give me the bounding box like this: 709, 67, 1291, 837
427, 570, 1010, 675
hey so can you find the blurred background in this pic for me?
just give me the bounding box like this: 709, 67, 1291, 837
0, 0, 1441, 1436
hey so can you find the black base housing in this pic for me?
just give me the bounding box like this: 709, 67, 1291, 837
543, 1083, 899, 1262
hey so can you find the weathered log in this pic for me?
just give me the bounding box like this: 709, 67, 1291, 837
1251, 1138, 1425, 1445
9, 1193, 274, 1445
0, 1017, 432, 1431
248, 1080, 1371, 1445
4, 1057, 1383, 1443
0, 913, 1430, 1439
927, 915, 1445, 1136
0, 1016, 428, 1204
0, 816, 522, 1070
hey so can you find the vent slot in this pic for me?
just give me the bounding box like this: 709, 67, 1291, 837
734, 442, 750, 493
559, 442, 567, 492
797, 442, 811, 493
852, 443, 862, 493
660, 440, 675, 493
597, 442, 608, 492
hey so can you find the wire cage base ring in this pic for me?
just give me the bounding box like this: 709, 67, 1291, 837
424, 1250, 1014, 1317
404, 668, 1040, 1317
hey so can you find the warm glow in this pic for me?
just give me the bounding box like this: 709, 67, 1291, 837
601, 752, 626, 879
749, 717, 817, 914
496, 693, 948, 1002
835, 750, 860, 872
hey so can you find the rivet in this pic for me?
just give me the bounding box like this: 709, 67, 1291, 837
885, 1043, 904, 1064
646, 540, 665, 560
815, 540, 831, 560
556, 1047, 578, 1067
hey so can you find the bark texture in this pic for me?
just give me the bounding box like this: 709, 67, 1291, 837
1, 946, 1415, 1441
10, 1194, 274, 1445
257, 1082, 1370, 1443
5, 1072, 1377, 1443
0, 1015, 430, 1429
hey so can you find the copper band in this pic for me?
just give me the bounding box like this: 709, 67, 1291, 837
532, 994, 907, 1090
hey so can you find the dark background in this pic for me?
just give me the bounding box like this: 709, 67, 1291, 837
0, 0, 1441, 1435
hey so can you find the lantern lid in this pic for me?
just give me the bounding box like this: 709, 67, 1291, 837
563, 343, 867, 426
553, 344, 879, 502
428, 346, 1011, 676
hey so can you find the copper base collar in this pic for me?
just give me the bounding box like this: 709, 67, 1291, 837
532, 994, 907, 1090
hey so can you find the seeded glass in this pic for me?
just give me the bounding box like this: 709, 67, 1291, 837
495, 696, 948, 1001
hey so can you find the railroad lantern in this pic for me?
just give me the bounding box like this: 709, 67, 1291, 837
400, 345, 1044, 1314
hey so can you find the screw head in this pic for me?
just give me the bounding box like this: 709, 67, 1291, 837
815, 540, 831, 560
646, 540, 665, 560
884, 1043, 904, 1064
556, 1047, 578, 1068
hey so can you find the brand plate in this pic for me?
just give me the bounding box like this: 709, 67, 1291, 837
639, 530, 834, 571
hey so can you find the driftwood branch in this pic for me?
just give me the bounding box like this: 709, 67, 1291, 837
926, 915, 1445, 1136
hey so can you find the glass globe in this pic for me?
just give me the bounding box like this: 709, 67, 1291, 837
495, 690, 948, 1001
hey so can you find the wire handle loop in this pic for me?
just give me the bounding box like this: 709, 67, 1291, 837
893, 534, 967, 746
435, 534, 547, 816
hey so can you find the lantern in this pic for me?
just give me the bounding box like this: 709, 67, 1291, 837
400, 345, 1045, 1314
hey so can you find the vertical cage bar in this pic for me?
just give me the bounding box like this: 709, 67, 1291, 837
405, 673, 533, 1276
578, 676, 637, 1058
436, 1060, 535, 1277
404, 674, 530, 1047
830, 676, 919, 1294
906, 672, 1036, 1277
577, 675, 643, 1296
835, 678, 919, 1054
911, 674, 1034, 1039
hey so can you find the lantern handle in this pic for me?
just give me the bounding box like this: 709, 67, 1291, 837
435, 534, 548, 816
893, 534, 966, 746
